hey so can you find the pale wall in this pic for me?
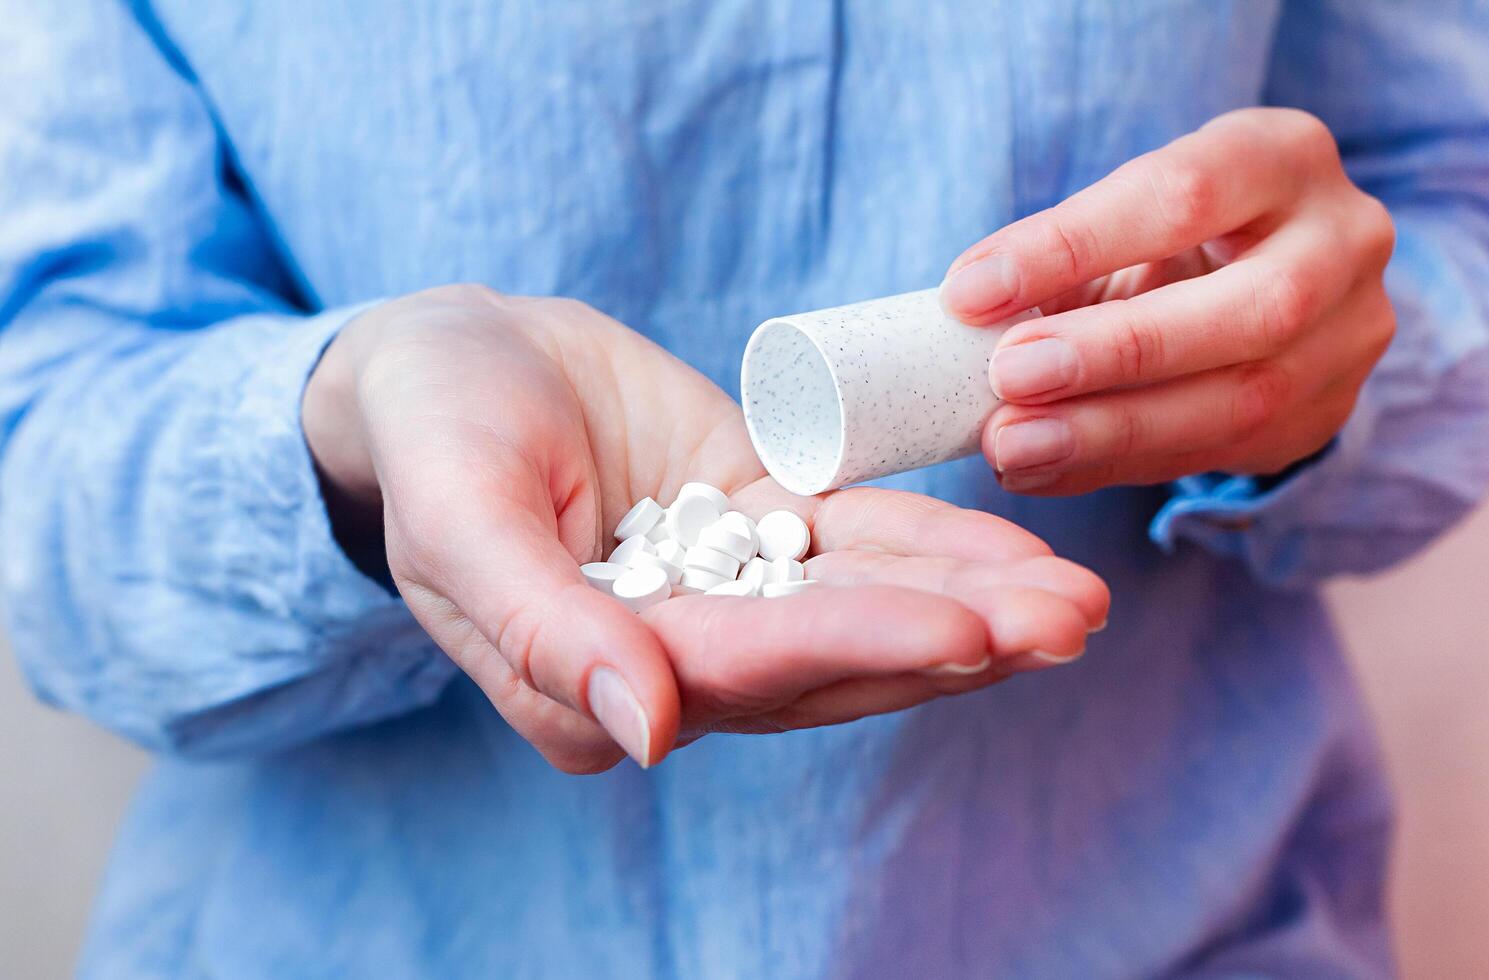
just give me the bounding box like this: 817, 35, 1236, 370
2, 507, 1487, 978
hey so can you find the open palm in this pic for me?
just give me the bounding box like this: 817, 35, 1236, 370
305, 286, 1108, 772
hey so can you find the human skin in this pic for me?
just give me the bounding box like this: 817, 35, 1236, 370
941, 108, 1397, 494
303, 287, 1109, 773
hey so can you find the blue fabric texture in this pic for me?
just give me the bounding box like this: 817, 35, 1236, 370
1, 1, 1486, 976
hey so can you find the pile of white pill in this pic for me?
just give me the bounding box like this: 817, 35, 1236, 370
581, 482, 817, 613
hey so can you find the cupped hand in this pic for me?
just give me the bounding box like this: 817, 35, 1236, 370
304, 286, 1108, 773
940, 107, 1397, 494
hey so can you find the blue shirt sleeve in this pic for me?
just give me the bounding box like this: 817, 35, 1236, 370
0, 3, 455, 756
1150, 0, 1489, 588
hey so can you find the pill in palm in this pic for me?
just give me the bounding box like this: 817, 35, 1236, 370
580, 561, 629, 594
698, 521, 756, 564
738, 556, 769, 593
764, 556, 805, 585
601, 482, 823, 609
614, 496, 664, 542
683, 544, 740, 580
631, 550, 683, 585
610, 534, 656, 568
655, 539, 686, 567
665, 493, 720, 547
676, 481, 730, 513
678, 567, 730, 594
717, 511, 760, 552
613, 565, 672, 612
706, 578, 759, 597
756, 510, 810, 561
762, 579, 817, 598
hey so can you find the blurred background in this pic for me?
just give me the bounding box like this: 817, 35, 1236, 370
3, 503, 1488, 978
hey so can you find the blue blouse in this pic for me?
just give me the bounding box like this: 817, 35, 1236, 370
2, 2, 1487, 976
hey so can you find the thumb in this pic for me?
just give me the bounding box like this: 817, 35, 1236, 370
398, 465, 681, 768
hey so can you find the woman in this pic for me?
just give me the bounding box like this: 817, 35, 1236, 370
2, 2, 1485, 976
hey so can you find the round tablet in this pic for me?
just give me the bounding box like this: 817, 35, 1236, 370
631, 550, 683, 585
676, 481, 730, 513
580, 562, 628, 595
756, 510, 810, 561
717, 511, 760, 555
614, 497, 664, 542
609, 534, 656, 567
738, 556, 769, 593
762, 579, 817, 598
683, 545, 740, 580
613, 565, 671, 612
645, 521, 674, 545
677, 567, 729, 594
665, 494, 721, 548
706, 578, 759, 597
655, 539, 686, 568
765, 557, 805, 585
698, 521, 756, 564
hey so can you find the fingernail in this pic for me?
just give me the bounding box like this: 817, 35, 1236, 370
1004, 648, 1084, 673
588, 667, 652, 768
994, 418, 1074, 473
1000, 471, 1061, 493
921, 655, 993, 677
940, 256, 1018, 318
1089, 619, 1108, 633
989, 338, 1077, 399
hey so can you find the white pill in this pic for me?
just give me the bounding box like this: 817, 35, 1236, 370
676, 481, 730, 513
655, 539, 686, 568
613, 565, 671, 612
757, 510, 811, 561
717, 511, 760, 554
631, 550, 683, 585
698, 520, 755, 564
764, 557, 805, 585
678, 567, 729, 593
706, 578, 759, 597
614, 497, 664, 542
665, 494, 720, 548
738, 556, 769, 594
580, 562, 628, 595
645, 521, 674, 545
762, 579, 817, 598
683, 545, 740, 580
610, 534, 656, 567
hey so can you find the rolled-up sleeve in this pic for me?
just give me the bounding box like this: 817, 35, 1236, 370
0, 3, 455, 757
1151, 0, 1489, 588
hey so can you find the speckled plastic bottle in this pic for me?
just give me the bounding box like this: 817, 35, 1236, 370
741, 288, 1039, 496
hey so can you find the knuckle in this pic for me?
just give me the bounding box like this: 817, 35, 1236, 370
1043, 208, 1098, 281
489, 603, 546, 690
1273, 108, 1335, 156
1113, 403, 1149, 457
1151, 158, 1220, 239
422, 282, 506, 309
1231, 363, 1292, 439
1259, 266, 1321, 347
1356, 195, 1397, 271
1110, 300, 1167, 381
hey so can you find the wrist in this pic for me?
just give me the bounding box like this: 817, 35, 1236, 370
304, 313, 386, 578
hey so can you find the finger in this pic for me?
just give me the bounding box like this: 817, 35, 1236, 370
805, 551, 1110, 633
643, 585, 993, 708
985, 218, 1351, 403
712, 668, 1023, 734
984, 361, 1294, 487
940, 110, 1332, 324
397, 461, 681, 768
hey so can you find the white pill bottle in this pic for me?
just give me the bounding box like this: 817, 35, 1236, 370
741, 288, 1038, 496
